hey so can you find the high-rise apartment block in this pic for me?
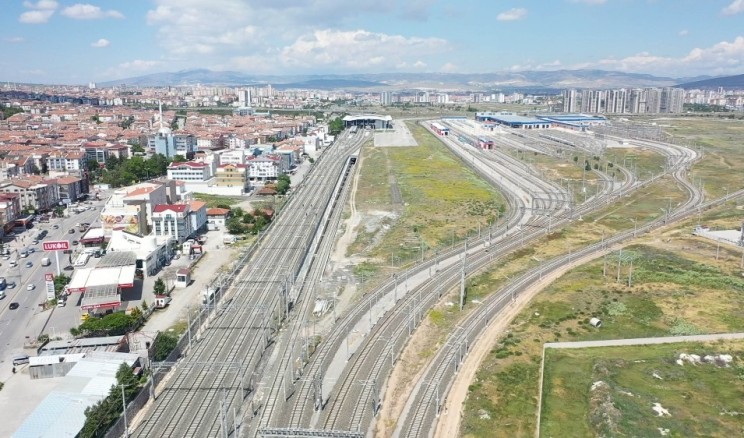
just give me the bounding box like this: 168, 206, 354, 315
567, 87, 685, 114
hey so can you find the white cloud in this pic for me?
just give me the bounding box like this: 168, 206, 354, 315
19, 9, 55, 23
574, 36, 744, 76
722, 0, 744, 15
497, 8, 527, 21
678, 29, 688, 36
91, 38, 110, 48
19, 0, 57, 23
279, 29, 449, 71
22, 0, 58, 10
61, 4, 124, 20
3, 37, 26, 43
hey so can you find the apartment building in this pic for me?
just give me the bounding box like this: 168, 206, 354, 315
166, 161, 213, 182
246, 155, 281, 182
0, 178, 58, 211
152, 204, 192, 243
215, 164, 248, 191
0, 193, 21, 234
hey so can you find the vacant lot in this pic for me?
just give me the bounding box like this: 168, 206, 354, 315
349, 121, 505, 265
193, 193, 244, 208
461, 237, 744, 438
660, 117, 744, 198
541, 342, 744, 437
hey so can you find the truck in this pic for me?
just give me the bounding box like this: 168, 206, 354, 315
41, 257, 51, 267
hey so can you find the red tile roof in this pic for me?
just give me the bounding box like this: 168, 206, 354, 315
206, 208, 230, 216
153, 204, 188, 213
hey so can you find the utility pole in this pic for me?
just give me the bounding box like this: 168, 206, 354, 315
459, 261, 466, 311
121, 385, 129, 438
627, 258, 633, 287
616, 248, 623, 283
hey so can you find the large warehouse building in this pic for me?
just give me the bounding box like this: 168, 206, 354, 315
342, 114, 393, 130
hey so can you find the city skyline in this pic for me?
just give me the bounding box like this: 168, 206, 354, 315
2, 0, 744, 84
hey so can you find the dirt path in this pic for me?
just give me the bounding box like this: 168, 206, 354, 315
330, 151, 362, 264
433, 246, 618, 438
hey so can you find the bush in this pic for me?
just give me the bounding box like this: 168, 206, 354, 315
72, 312, 140, 338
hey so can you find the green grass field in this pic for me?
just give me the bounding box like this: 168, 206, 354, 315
541, 342, 744, 437
461, 237, 744, 438
349, 121, 506, 263
193, 193, 244, 208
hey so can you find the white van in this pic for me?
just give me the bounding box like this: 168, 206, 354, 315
41, 257, 51, 267
12, 354, 30, 366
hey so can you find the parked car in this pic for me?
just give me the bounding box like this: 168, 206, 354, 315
57, 300, 66, 307
72, 240, 79, 246
53, 224, 59, 229
9, 261, 17, 268
9, 302, 19, 310
68, 229, 75, 234
26, 284, 35, 291
25, 261, 32, 268
63, 265, 74, 271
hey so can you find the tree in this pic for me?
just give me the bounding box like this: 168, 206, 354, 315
40, 161, 48, 175
276, 174, 291, 195
131, 143, 145, 154
153, 278, 166, 296
328, 117, 345, 135
105, 155, 120, 171
72, 312, 139, 337
87, 159, 100, 173
172, 154, 187, 163
226, 216, 245, 235
78, 363, 141, 438
153, 331, 179, 361
30, 164, 41, 175
54, 274, 70, 294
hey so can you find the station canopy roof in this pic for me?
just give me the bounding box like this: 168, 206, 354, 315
80, 285, 121, 310
66, 265, 136, 293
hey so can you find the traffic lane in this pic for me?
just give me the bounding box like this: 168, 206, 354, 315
0, 205, 102, 349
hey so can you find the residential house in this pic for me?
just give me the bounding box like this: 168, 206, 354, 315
206, 208, 230, 230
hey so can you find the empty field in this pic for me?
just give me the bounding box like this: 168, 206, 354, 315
541, 342, 744, 437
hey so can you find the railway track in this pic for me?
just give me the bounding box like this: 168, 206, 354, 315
395, 140, 705, 437
131, 131, 365, 438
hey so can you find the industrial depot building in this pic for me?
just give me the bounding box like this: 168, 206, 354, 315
475, 111, 606, 131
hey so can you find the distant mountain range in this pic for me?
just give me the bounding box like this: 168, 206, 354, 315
676, 73, 744, 89
98, 68, 723, 91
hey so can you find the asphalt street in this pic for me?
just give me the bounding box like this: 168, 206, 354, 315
0, 196, 107, 380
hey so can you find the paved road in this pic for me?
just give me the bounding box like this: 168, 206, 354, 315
544, 332, 744, 349
0, 198, 106, 381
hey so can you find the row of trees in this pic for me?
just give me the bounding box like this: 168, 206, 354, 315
70, 310, 144, 337
88, 153, 172, 188
79, 363, 142, 438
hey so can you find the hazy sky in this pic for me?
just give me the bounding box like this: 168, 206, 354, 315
2, 0, 744, 84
